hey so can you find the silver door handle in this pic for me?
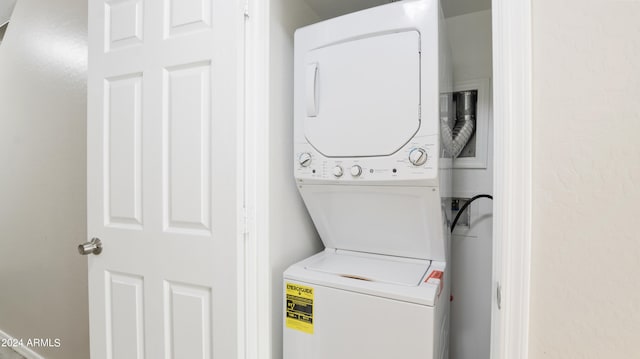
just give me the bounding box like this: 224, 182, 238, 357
78, 238, 102, 255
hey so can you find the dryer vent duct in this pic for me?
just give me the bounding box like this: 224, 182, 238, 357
441, 90, 476, 158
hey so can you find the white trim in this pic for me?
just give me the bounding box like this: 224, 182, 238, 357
238, 0, 248, 357
491, 0, 532, 358
244, 0, 271, 358
0, 329, 47, 359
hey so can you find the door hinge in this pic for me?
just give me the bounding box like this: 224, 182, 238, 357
241, 207, 250, 236
496, 282, 502, 310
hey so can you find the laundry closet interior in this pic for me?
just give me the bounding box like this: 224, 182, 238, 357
259, 0, 494, 358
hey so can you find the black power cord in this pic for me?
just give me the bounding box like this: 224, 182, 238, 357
450, 194, 493, 232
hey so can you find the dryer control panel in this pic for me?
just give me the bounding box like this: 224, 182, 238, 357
294, 135, 440, 184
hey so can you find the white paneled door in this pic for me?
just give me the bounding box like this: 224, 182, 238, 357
86, 0, 244, 358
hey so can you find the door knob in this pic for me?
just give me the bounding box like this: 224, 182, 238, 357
78, 238, 102, 255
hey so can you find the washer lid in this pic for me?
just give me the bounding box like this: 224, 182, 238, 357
304, 31, 421, 157
306, 249, 431, 287
298, 184, 447, 262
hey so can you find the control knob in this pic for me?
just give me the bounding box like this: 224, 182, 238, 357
350, 165, 362, 177
332, 166, 344, 178
298, 152, 312, 167
409, 148, 428, 166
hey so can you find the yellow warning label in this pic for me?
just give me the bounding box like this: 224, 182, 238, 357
285, 282, 314, 334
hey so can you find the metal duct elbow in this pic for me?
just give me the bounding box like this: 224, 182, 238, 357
441, 91, 476, 158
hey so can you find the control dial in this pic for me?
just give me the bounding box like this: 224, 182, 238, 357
409, 148, 428, 166
332, 166, 344, 178
298, 152, 312, 167
350, 165, 362, 177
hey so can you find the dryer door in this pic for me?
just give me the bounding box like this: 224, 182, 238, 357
304, 31, 421, 157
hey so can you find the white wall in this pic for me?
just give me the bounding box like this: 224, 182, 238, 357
268, 1, 323, 358
0, 0, 88, 358
446, 10, 493, 359
530, 1, 640, 357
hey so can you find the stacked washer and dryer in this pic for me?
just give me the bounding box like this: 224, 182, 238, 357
284, 1, 453, 358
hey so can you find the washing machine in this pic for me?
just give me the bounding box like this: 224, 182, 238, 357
285, 0, 452, 358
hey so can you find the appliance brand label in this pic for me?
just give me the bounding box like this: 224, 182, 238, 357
285, 283, 314, 334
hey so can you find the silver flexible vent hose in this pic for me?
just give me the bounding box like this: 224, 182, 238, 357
441, 91, 476, 158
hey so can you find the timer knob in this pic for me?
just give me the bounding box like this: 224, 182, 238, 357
409, 148, 428, 166
350, 165, 362, 177
332, 166, 344, 178
298, 152, 312, 167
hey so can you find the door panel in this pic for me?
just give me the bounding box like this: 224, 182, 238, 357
163, 62, 212, 233
104, 74, 143, 229
105, 0, 144, 51
106, 272, 145, 359
165, 0, 212, 37
88, 1, 243, 358
164, 281, 212, 359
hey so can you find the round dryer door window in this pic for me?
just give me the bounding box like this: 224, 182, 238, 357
304, 31, 421, 158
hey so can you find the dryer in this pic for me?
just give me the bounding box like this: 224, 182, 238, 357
284, 1, 452, 358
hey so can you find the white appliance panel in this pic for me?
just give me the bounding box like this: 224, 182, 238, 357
304, 31, 421, 157
306, 250, 431, 286
283, 281, 436, 359
294, 134, 440, 184
288, 2, 452, 358
293, 0, 441, 147
285, 250, 446, 306
299, 185, 446, 261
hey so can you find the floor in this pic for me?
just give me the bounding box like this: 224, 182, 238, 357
0, 347, 25, 359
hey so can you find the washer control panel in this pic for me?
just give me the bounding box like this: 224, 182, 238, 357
332, 165, 344, 178
408, 148, 428, 166
298, 152, 312, 167
294, 135, 439, 182
350, 165, 363, 177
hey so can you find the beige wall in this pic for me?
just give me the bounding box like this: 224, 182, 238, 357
0, 0, 88, 358
530, 1, 640, 357
268, 1, 323, 358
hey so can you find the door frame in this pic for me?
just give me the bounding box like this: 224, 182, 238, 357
243, 0, 272, 357
243, 0, 534, 357
490, 0, 533, 358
